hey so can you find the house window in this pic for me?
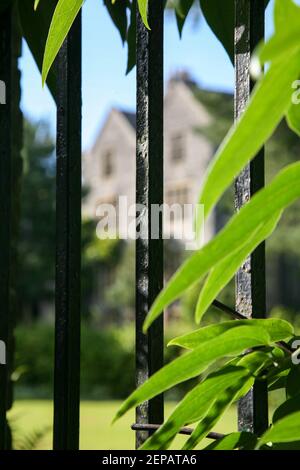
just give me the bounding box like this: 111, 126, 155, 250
166, 186, 189, 206
103, 150, 113, 177
171, 133, 184, 162
166, 186, 189, 221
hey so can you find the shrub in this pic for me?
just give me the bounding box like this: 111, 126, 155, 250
14, 323, 135, 399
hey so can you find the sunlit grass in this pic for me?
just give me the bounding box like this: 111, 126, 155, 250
8, 400, 237, 450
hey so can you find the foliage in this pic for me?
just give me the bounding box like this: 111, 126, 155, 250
112, 0, 300, 450
105, 242, 135, 318
38, 0, 270, 85
14, 323, 135, 399
11, 0, 300, 452
18, 120, 56, 319
18, 0, 57, 96
19, 119, 123, 319
12, 424, 51, 450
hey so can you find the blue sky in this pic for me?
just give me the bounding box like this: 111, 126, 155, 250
20, 0, 275, 151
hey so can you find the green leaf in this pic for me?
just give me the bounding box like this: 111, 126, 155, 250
137, 0, 149, 29
145, 161, 300, 330
237, 350, 272, 378
104, 0, 128, 44
140, 365, 250, 450
267, 356, 292, 388
286, 365, 300, 399
259, 30, 300, 66
197, 51, 300, 226
257, 411, 300, 448
199, 1, 270, 63
195, 213, 281, 322
203, 432, 257, 450
18, 0, 57, 98
42, 0, 84, 86
257, 0, 300, 66
113, 325, 270, 423
273, 393, 300, 423
126, 0, 136, 74
274, 0, 300, 31
199, 0, 234, 62
169, 319, 293, 350
34, 0, 41, 10
268, 375, 287, 392
286, 99, 300, 137
181, 351, 267, 450
182, 376, 253, 450
174, 0, 194, 36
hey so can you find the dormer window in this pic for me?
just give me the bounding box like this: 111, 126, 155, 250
171, 133, 184, 162
103, 150, 113, 177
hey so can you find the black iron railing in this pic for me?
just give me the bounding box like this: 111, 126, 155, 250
0, 0, 269, 450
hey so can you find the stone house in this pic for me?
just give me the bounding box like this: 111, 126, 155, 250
82, 74, 230, 247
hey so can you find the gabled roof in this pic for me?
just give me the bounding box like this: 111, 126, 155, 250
119, 75, 233, 135
169, 71, 233, 118
120, 110, 136, 129
114, 75, 233, 142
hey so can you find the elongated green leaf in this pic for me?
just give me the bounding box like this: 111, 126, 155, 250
273, 393, 300, 423
169, 319, 293, 350
145, 162, 300, 330
18, 0, 57, 98
174, 0, 194, 36
286, 365, 300, 398
183, 376, 253, 450
34, 0, 41, 10
267, 356, 292, 389
195, 213, 281, 322
259, 29, 300, 66
286, 99, 300, 137
204, 432, 257, 450
274, 0, 300, 31
137, 0, 149, 29
42, 0, 84, 85
199, 0, 270, 63
257, 411, 300, 448
126, 0, 136, 74
199, 0, 234, 62
114, 326, 270, 423
258, 0, 300, 65
268, 375, 287, 392
140, 366, 250, 450
197, 51, 300, 226
181, 351, 267, 450
104, 0, 128, 44
237, 350, 272, 378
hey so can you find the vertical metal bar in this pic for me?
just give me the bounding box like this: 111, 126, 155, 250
53, 12, 82, 450
235, 0, 268, 435
136, 0, 164, 448
0, 5, 12, 451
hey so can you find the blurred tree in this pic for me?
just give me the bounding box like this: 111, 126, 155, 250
18, 120, 55, 320
18, 120, 123, 321
81, 221, 123, 319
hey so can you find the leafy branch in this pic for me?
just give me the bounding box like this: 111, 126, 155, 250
113, 0, 300, 450
6, 0, 300, 451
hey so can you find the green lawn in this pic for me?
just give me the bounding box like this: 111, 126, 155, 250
8, 400, 237, 450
